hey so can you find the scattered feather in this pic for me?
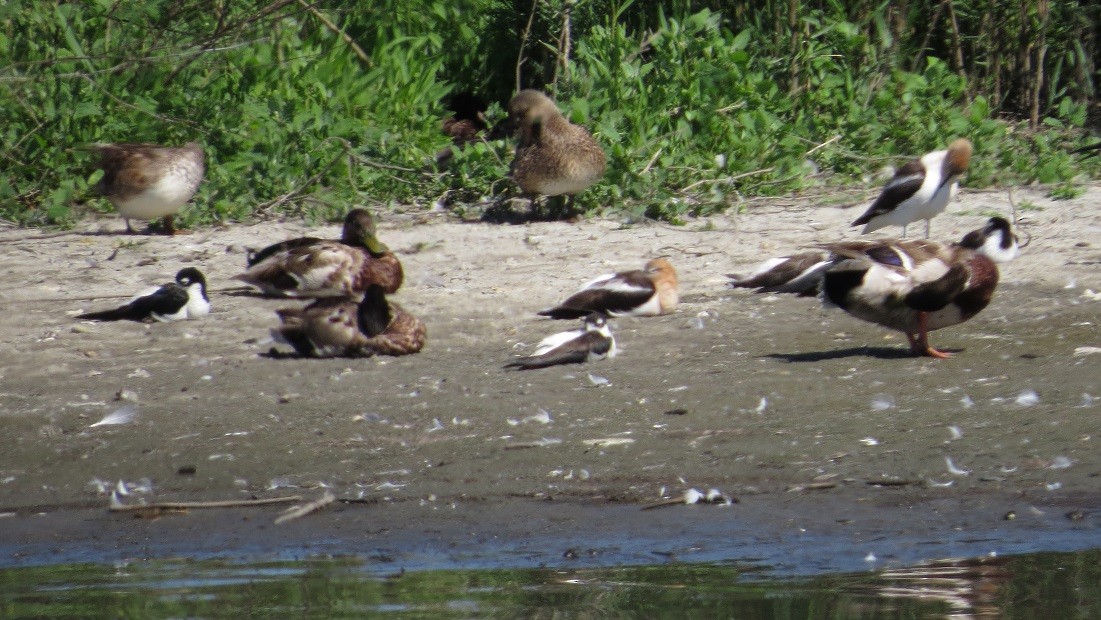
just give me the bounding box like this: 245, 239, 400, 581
1081, 393, 1096, 408
948, 426, 963, 440
927, 478, 955, 488
1046, 482, 1063, 491
860, 437, 879, 446
871, 394, 894, 411
1049, 456, 1074, 470
755, 397, 769, 415
945, 456, 971, 476
1081, 289, 1101, 301
864, 552, 877, 563
89, 405, 137, 427
587, 373, 610, 387
1073, 346, 1101, 357
960, 395, 974, 408
1015, 390, 1040, 406
267, 477, 297, 490
108, 490, 129, 510
427, 418, 445, 432
530, 408, 552, 424
1000, 465, 1019, 473
581, 438, 635, 447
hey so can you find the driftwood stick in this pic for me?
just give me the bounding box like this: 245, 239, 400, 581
274, 491, 336, 524
109, 494, 302, 512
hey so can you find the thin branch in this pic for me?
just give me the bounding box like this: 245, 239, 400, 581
639, 147, 663, 175
109, 494, 302, 512
911, 0, 945, 72
274, 491, 335, 524
944, 0, 971, 103
516, 0, 540, 92
804, 135, 840, 157
295, 0, 371, 68
679, 168, 775, 194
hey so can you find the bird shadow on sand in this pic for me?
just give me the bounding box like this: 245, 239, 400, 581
763, 346, 961, 362
216, 288, 275, 298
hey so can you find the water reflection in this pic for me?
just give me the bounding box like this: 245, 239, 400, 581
1, 550, 1098, 617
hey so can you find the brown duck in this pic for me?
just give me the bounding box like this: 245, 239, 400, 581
235, 208, 403, 297
271, 285, 426, 358
506, 90, 605, 208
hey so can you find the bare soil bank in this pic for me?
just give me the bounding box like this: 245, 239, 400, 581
1, 186, 1098, 566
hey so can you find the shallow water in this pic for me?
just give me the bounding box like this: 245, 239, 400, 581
2, 549, 1099, 617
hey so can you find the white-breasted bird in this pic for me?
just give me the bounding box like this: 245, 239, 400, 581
851, 138, 973, 239
90, 142, 205, 235
505, 313, 616, 370
76, 268, 210, 322
538, 258, 678, 320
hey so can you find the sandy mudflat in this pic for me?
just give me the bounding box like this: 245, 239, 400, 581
0, 185, 1099, 567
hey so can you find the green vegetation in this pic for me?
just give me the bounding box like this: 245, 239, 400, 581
2, 1, 1100, 227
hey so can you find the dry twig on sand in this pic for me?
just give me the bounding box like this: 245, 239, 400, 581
274, 491, 336, 524
109, 493, 302, 512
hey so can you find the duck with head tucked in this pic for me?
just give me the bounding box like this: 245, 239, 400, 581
506, 89, 606, 212
235, 208, 403, 297
271, 284, 426, 358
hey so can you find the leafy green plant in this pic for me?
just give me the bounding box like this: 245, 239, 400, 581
1, 1, 1099, 227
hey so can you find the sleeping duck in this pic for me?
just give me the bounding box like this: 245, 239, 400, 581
506, 89, 606, 211
728, 217, 1019, 358
236, 208, 403, 297
271, 284, 426, 358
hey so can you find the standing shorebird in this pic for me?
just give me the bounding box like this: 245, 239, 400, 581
506, 89, 606, 213
539, 258, 679, 320
851, 139, 973, 239
729, 217, 1019, 358
91, 142, 205, 235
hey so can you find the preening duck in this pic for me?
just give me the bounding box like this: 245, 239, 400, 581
505, 313, 616, 370
506, 89, 606, 209
271, 285, 426, 358
539, 257, 678, 320
852, 138, 973, 239
91, 141, 205, 235
235, 208, 403, 297
76, 267, 210, 322
729, 217, 1019, 358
